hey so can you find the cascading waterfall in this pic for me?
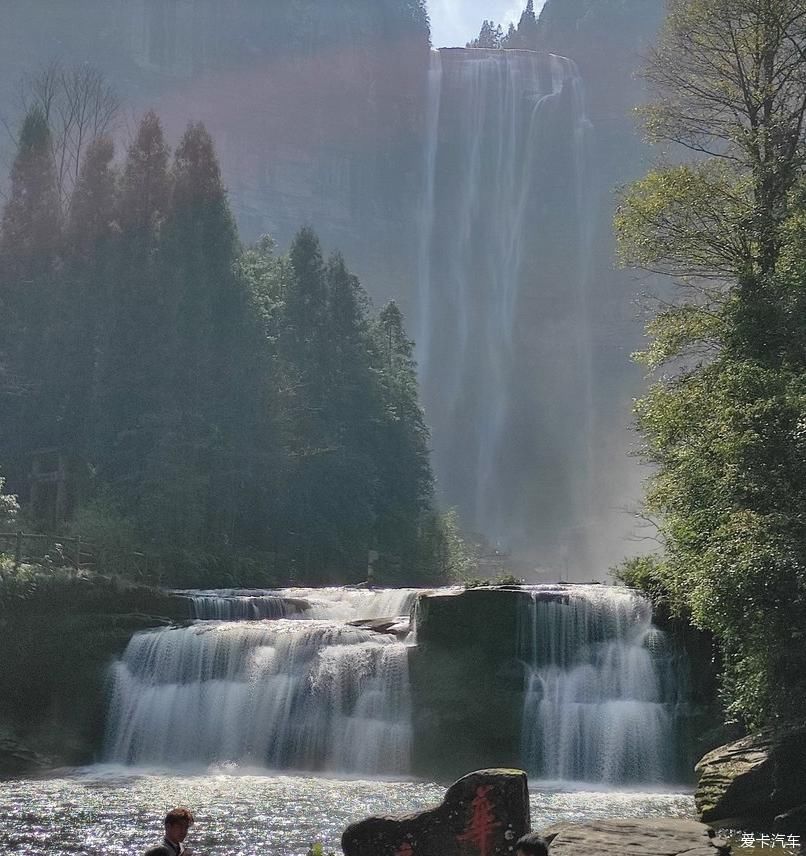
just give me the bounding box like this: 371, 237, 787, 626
417, 48, 596, 568
104, 588, 418, 775
180, 589, 296, 620
519, 585, 682, 784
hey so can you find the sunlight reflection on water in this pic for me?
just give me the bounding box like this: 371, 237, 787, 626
0, 767, 695, 856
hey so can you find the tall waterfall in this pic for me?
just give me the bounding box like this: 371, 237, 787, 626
417, 48, 596, 570
519, 585, 683, 784
104, 588, 417, 774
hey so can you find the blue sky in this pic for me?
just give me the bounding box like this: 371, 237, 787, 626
427, 0, 547, 48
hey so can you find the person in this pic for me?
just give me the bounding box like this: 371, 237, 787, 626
515, 832, 549, 856
143, 807, 195, 856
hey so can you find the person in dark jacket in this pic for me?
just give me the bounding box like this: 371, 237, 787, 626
143, 807, 195, 856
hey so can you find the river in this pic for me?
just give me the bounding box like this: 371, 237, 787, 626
0, 767, 694, 855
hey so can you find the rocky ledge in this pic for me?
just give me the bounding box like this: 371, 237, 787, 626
342, 768, 733, 856
543, 818, 730, 856
695, 726, 806, 835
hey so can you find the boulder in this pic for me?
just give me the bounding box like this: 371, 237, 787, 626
542, 818, 730, 856
408, 588, 529, 779
695, 726, 806, 829
342, 769, 529, 856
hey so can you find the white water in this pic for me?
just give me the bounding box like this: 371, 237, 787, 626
416, 48, 596, 568
519, 585, 682, 784
105, 588, 419, 775
106, 585, 686, 785
179, 586, 421, 622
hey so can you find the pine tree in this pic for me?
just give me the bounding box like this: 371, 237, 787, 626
61, 136, 118, 470
516, 0, 539, 50
322, 253, 381, 566
468, 20, 503, 49
277, 228, 338, 576
149, 121, 241, 547
0, 107, 61, 347
0, 107, 62, 494
371, 301, 434, 578
98, 112, 172, 513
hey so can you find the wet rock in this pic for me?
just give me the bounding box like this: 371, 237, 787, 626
695, 726, 806, 827
542, 818, 730, 856
0, 737, 51, 777
347, 617, 410, 638
696, 732, 776, 823
342, 768, 529, 856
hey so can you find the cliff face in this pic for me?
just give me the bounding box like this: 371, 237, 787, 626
0, 0, 668, 577
0, 1, 430, 305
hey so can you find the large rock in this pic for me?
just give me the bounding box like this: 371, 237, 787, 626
409, 589, 530, 779
542, 818, 730, 856
342, 769, 529, 856
695, 727, 806, 830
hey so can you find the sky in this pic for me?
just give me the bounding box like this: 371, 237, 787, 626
427, 0, 547, 48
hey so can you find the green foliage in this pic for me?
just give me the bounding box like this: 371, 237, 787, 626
468, 1, 539, 50
0, 469, 19, 529
617, 0, 806, 727
0, 104, 446, 586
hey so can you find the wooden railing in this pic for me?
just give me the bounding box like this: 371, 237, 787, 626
0, 531, 89, 571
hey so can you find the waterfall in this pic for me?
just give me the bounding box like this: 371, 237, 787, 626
518, 585, 682, 784
417, 48, 596, 569
104, 588, 417, 775
176, 586, 420, 622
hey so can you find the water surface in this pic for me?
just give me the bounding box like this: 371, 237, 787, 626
0, 767, 694, 855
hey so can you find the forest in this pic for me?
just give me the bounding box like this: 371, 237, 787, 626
0, 98, 452, 587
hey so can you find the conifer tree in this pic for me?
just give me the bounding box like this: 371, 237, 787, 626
278, 228, 336, 574
152, 121, 241, 546
371, 301, 434, 574
516, 0, 539, 49
0, 107, 62, 490
98, 112, 172, 508
0, 107, 61, 346
61, 136, 118, 466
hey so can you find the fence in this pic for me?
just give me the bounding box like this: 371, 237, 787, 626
0, 531, 159, 577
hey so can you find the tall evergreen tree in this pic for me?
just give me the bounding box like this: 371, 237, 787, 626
60, 136, 118, 470
98, 112, 172, 512
371, 301, 434, 575
0, 107, 62, 493
516, 0, 539, 49
148, 121, 241, 547
278, 228, 338, 575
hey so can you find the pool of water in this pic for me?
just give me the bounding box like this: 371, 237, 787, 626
0, 767, 695, 855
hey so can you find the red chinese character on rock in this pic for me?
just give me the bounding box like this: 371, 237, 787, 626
457, 785, 502, 856
394, 842, 414, 856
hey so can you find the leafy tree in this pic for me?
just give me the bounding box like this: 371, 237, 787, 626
615, 0, 806, 727
6, 62, 119, 205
